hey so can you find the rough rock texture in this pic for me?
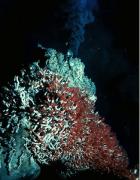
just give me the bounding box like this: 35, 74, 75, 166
0, 46, 134, 180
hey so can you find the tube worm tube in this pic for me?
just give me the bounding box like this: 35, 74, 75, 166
0, 46, 135, 180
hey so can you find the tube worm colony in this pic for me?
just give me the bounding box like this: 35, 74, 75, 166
0, 45, 135, 180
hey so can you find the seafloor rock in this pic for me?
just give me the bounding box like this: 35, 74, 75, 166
0, 46, 135, 180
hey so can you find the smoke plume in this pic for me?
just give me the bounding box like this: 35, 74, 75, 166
65, 0, 98, 56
